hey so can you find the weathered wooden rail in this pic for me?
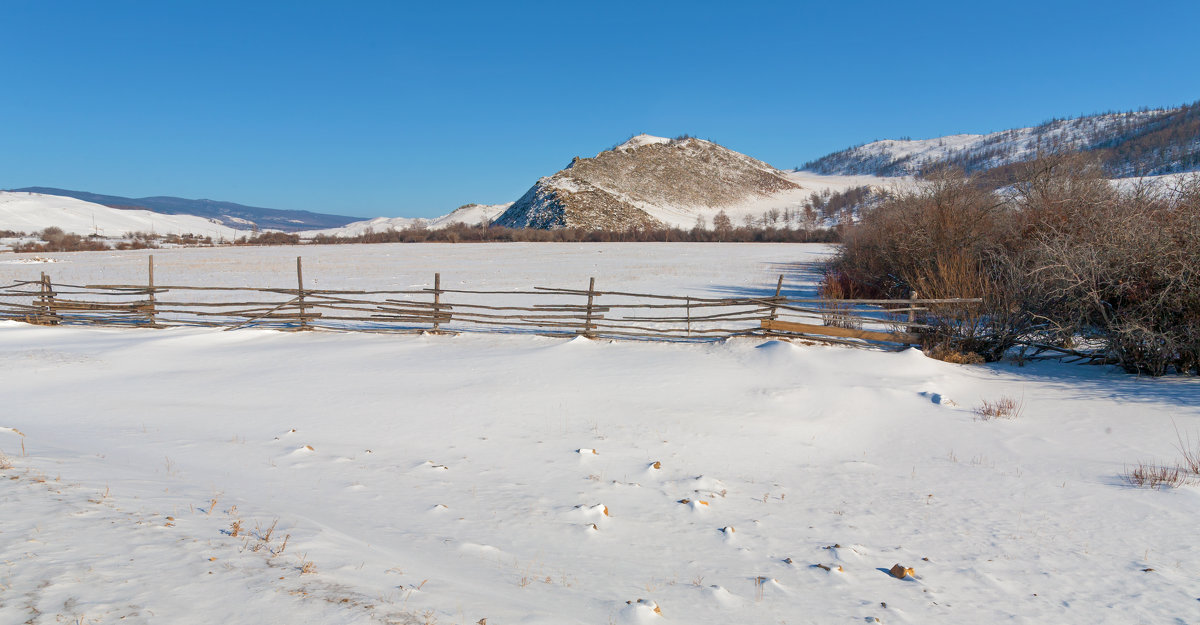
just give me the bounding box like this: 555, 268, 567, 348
0, 256, 981, 346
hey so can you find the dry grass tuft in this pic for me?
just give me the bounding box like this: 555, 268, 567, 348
1124, 426, 1200, 489
928, 345, 986, 365
299, 553, 317, 575
1173, 426, 1200, 475
973, 396, 1023, 420
1123, 462, 1193, 488
0, 452, 12, 470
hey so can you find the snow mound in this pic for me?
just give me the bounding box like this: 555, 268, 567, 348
616, 598, 664, 623
705, 584, 741, 607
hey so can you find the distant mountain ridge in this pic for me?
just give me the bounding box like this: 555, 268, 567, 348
8, 187, 364, 232
0, 191, 241, 240
803, 101, 1200, 178
494, 134, 804, 230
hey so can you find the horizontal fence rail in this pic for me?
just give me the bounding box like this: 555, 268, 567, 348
0, 256, 981, 347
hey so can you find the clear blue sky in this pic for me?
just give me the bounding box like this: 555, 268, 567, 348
3, 1, 1198, 218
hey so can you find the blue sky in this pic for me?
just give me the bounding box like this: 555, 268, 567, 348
3, 1, 1198, 218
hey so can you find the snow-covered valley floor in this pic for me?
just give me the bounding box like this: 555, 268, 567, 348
2, 244, 1199, 624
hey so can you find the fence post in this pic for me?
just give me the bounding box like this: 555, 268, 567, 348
36, 272, 46, 323
582, 277, 596, 337
907, 290, 918, 344
432, 272, 442, 333
768, 274, 784, 321
39, 272, 59, 325
686, 296, 691, 338
147, 254, 157, 326
296, 256, 308, 331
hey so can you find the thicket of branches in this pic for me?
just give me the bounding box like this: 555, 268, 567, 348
294, 221, 840, 245
12, 227, 110, 252
832, 154, 1200, 375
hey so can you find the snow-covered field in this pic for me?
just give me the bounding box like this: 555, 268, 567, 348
2, 243, 1199, 625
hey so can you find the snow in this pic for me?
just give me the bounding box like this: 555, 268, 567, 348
300, 203, 513, 238
614, 134, 673, 151
624, 170, 904, 229
0, 242, 838, 298
809, 110, 1170, 176
0, 191, 243, 240
3, 243, 1200, 624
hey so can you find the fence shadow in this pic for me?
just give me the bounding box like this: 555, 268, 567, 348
703, 260, 828, 300
984, 359, 1200, 410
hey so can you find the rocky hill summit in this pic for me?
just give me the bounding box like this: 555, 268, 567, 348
494, 135, 802, 229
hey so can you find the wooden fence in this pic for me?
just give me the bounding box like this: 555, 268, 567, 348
0, 256, 981, 346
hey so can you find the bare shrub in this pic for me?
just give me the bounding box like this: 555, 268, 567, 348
14, 227, 111, 252
817, 271, 862, 329
1013, 163, 1200, 375
238, 231, 300, 246
832, 169, 1024, 359
973, 396, 1023, 420
836, 167, 1008, 298
835, 154, 1200, 375
910, 252, 1023, 361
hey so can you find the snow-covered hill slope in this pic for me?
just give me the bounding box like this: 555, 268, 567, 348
300, 202, 513, 238
495, 135, 817, 230
0, 191, 241, 240
13, 187, 363, 232
805, 103, 1200, 178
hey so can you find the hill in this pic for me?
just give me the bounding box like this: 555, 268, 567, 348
494, 135, 812, 230
803, 101, 1200, 178
8, 187, 364, 232
0, 191, 241, 240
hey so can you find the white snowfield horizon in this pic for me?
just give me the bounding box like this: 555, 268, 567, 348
0, 191, 242, 240
2, 243, 1199, 625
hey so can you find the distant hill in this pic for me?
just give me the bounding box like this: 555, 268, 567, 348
494, 134, 806, 230
802, 100, 1200, 178
8, 187, 365, 232
300, 202, 513, 238
0, 191, 241, 240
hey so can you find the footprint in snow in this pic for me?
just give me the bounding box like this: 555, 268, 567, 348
919, 391, 958, 407
574, 503, 610, 519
